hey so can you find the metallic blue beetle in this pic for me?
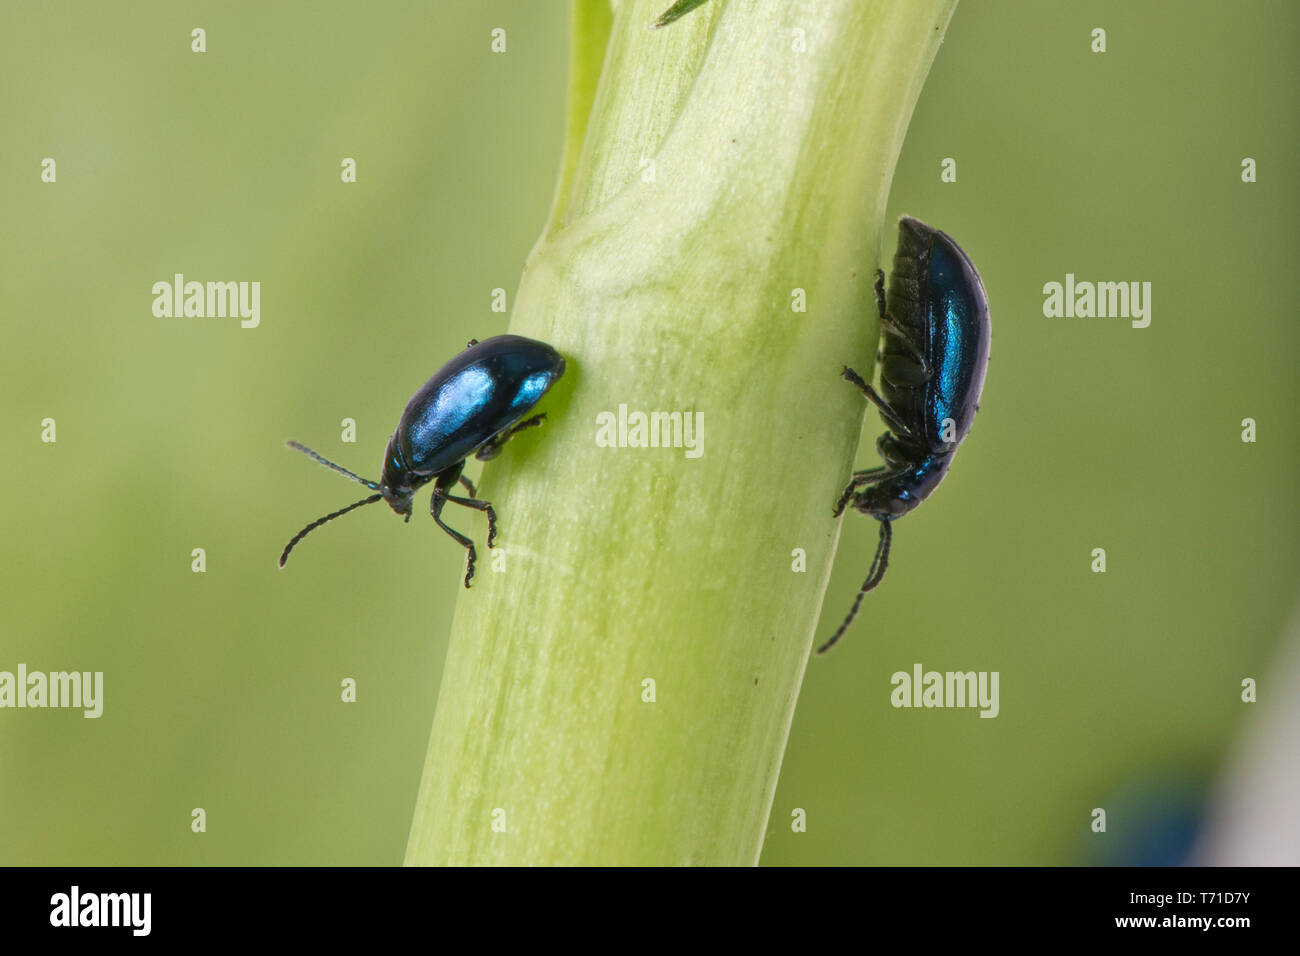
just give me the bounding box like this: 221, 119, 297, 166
820, 216, 990, 653
279, 334, 566, 587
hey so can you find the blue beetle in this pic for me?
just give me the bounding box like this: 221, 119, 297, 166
820, 216, 990, 653
279, 334, 566, 587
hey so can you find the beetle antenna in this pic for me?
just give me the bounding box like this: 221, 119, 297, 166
817, 519, 892, 655
286, 440, 381, 490
279, 493, 385, 568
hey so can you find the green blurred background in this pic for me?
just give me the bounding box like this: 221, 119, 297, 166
1, 0, 1296, 865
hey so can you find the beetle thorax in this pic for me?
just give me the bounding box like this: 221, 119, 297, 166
855, 454, 952, 520
379, 431, 416, 516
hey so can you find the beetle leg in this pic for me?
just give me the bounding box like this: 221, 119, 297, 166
430, 487, 480, 588
877, 314, 929, 369
507, 413, 548, 439
449, 477, 498, 543
880, 352, 931, 388
834, 466, 906, 516
875, 432, 915, 469
441, 492, 499, 551
475, 413, 548, 462
835, 467, 886, 516
842, 366, 916, 439
841, 364, 872, 393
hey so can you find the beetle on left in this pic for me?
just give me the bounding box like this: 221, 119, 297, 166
279, 334, 566, 587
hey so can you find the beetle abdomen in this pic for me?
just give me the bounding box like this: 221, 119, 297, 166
921, 234, 989, 450
884, 218, 989, 453
397, 335, 565, 477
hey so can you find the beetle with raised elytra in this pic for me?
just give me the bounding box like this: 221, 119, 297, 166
279, 334, 566, 587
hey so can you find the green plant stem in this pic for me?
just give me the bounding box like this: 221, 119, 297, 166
405, 0, 958, 866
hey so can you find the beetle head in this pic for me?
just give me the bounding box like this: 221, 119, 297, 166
853, 482, 914, 520
381, 485, 414, 521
